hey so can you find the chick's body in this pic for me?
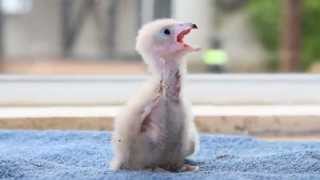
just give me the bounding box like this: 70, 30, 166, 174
111, 19, 199, 171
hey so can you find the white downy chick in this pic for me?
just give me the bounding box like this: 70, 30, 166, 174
110, 19, 200, 172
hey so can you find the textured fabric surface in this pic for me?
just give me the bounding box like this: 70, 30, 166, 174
0, 130, 319, 180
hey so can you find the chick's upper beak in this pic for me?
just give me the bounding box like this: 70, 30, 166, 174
192, 24, 198, 29
176, 22, 198, 32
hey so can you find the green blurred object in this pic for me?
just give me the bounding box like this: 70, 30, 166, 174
202, 49, 228, 65
247, 0, 320, 71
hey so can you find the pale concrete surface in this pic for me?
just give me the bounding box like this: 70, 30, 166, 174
1, 74, 319, 106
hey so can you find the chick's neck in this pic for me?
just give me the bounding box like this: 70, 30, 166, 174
152, 56, 185, 99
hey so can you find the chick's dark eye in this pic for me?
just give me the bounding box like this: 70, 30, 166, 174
163, 29, 171, 35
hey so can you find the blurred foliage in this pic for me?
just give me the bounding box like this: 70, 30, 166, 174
247, 0, 320, 70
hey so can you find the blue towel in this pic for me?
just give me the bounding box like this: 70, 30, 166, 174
0, 130, 319, 180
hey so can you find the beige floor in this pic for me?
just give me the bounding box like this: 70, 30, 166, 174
1, 60, 146, 75
1, 60, 319, 75
1, 117, 319, 141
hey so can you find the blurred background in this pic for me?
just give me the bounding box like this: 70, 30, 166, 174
0, 0, 319, 138
0, 0, 318, 75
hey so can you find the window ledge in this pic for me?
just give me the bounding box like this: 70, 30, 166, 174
1, 105, 320, 137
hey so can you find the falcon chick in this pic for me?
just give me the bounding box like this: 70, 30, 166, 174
111, 19, 200, 172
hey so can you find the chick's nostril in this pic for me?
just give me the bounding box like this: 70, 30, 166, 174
192, 24, 198, 29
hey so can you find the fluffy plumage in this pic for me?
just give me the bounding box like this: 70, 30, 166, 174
111, 19, 200, 172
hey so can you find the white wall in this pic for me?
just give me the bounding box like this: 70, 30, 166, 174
221, 12, 267, 72
172, 0, 213, 60
74, 0, 138, 57
2, 0, 267, 72
4, 0, 139, 58
172, 0, 268, 72
5, 0, 61, 57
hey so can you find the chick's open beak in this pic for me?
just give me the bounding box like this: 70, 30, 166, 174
175, 23, 200, 52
